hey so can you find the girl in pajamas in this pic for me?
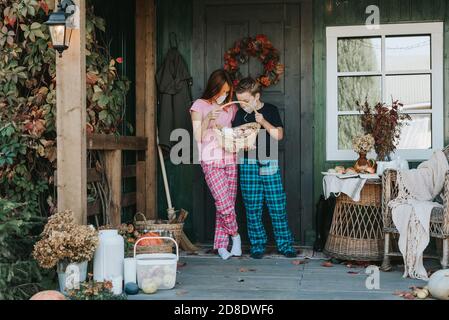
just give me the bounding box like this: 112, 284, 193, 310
233, 77, 296, 259
190, 69, 241, 260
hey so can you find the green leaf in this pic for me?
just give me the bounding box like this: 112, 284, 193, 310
30, 22, 41, 30
98, 110, 108, 121
98, 95, 109, 107
33, 29, 45, 39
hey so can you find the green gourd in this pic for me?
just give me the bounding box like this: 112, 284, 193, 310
124, 282, 139, 295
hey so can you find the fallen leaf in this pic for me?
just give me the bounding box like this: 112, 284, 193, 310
403, 293, 416, 300
321, 261, 334, 268
292, 260, 307, 265
239, 268, 257, 273
393, 290, 416, 300
176, 290, 188, 296
177, 262, 187, 268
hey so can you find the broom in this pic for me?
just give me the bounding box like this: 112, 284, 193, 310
157, 130, 198, 252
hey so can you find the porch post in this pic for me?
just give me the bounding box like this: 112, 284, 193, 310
136, 0, 157, 219
56, 0, 87, 224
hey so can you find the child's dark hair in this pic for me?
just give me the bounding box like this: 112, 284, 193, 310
201, 69, 233, 104
235, 77, 261, 96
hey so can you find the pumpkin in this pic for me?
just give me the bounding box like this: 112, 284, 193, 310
141, 278, 158, 294
345, 167, 357, 175
335, 166, 345, 174
428, 269, 449, 300
124, 282, 139, 295
162, 274, 175, 288
137, 232, 163, 246
30, 290, 66, 300
365, 167, 376, 174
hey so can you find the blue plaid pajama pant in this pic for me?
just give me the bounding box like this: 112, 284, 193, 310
239, 159, 295, 254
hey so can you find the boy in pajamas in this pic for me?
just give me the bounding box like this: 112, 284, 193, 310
233, 77, 296, 259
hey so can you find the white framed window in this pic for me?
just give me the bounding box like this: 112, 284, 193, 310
326, 22, 444, 161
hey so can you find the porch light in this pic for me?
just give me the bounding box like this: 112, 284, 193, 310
45, 0, 76, 57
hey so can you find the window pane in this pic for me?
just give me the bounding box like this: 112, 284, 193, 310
338, 115, 362, 150
338, 76, 381, 111
385, 74, 431, 110
338, 37, 381, 72
386, 35, 431, 71
397, 114, 432, 149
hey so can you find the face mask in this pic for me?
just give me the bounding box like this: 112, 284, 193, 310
242, 105, 253, 114
242, 97, 258, 113
215, 93, 227, 105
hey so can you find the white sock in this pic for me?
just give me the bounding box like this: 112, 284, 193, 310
218, 248, 232, 260
231, 234, 242, 256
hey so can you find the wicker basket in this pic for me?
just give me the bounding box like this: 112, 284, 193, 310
324, 181, 384, 261
133, 212, 183, 245
214, 122, 261, 153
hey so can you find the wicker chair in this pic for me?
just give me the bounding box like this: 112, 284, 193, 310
381, 147, 449, 271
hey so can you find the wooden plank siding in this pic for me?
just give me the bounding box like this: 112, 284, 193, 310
91, 0, 449, 243
312, 0, 449, 209
155, 0, 195, 240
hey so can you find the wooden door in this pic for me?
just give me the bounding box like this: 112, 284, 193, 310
192, 0, 313, 245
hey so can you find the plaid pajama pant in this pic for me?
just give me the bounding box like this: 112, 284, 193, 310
201, 160, 239, 249
239, 158, 294, 254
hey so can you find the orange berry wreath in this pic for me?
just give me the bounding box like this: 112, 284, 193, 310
223, 34, 285, 88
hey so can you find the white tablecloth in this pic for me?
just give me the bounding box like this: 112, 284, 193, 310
323, 175, 367, 202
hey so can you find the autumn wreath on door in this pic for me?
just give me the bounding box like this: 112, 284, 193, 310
223, 34, 285, 88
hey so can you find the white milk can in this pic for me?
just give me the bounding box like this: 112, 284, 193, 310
93, 230, 124, 282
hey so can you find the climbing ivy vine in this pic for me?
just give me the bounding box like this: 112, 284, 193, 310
0, 0, 131, 299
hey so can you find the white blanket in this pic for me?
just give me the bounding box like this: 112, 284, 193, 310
389, 150, 449, 280
323, 176, 367, 202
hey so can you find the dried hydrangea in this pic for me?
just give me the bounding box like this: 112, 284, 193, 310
33, 210, 99, 269
352, 134, 375, 154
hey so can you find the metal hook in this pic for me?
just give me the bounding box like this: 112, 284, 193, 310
169, 32, 178, 49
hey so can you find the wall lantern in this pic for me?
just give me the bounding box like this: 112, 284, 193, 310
45, 0, 77, 57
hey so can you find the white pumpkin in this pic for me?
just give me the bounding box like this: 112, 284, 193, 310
162, 274, 175, 288
141, 278, 158, 294
428, 269, 449, 300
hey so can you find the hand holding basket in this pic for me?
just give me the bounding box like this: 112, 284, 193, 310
212, 101, 261, 154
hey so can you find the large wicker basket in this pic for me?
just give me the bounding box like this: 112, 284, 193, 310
214, 122, 261, 153
133, 212, 183, 245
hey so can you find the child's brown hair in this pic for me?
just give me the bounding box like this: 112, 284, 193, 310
235, 77, 261, 96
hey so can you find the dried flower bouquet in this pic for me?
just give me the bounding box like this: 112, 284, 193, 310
33, 210, 99, 269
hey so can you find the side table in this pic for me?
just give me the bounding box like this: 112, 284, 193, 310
324, 179, 384, 261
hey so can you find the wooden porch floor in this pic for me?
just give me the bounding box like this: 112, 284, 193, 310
129, 248, 438, 300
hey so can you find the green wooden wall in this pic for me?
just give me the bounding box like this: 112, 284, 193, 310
94, 0, 449, 244
313, 0, 449, 207
155, 0, 195, 240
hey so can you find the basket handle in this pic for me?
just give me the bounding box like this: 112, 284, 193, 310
133, 236, 179, 261
219, 100, 259, 114
133, 212, 147, 223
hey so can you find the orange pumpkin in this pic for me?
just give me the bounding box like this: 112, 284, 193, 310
30, 290, 66, 300
137, 232, 163, 246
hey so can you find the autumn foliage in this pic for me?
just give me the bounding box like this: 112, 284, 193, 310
357, 100, 411, 161
0, 0, 130, 217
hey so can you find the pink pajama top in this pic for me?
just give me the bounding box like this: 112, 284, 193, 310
190, 99, 237, 164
